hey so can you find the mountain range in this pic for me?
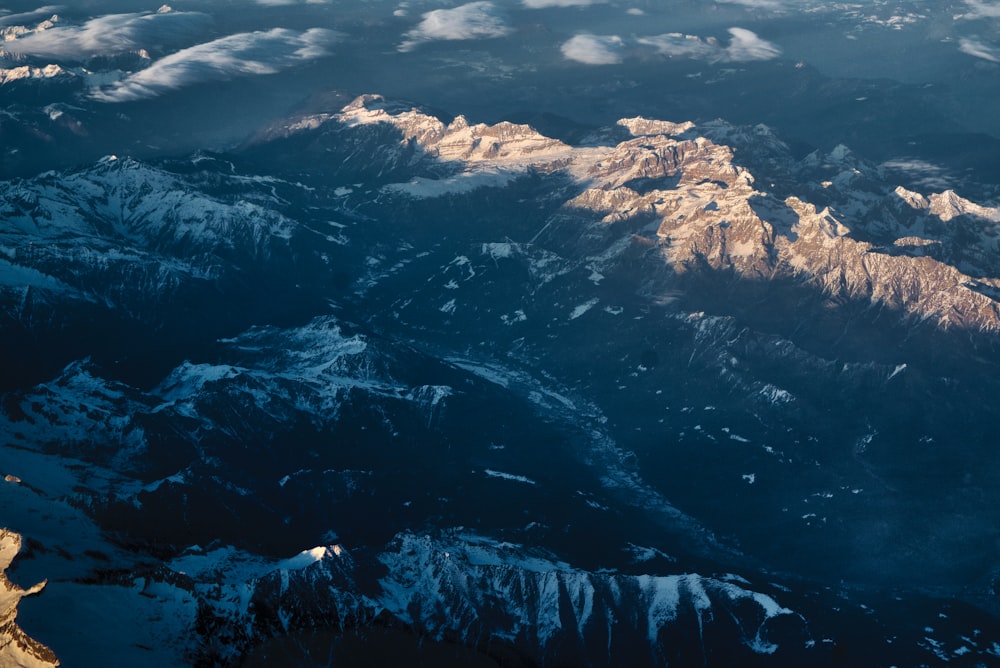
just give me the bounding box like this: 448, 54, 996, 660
3, 92, 1000, 665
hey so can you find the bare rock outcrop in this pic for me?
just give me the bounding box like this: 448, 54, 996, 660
0, 529, 59, 667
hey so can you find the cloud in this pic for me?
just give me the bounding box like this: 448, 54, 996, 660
522, 0, 606, 7
637, 33, 718, 60
0, 6, 62, 27
882, 158, 955, 191
724, 27, 781, 61
399, 2, 511, 51
5, 8, 211, 60
959, 36, 1000, 62
959, 1, 1000, 19
715, 0, 784, 7
560, 34, 624, 64
90, 28, 339, 103
254, 0, 331, 5
637, 27, 780, 63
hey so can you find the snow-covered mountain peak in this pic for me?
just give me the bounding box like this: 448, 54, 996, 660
927, 189, 1000, 222
0, 63, 67, 84
617, 117, 696, 138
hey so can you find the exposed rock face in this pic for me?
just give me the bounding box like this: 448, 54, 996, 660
337, 94, 572, 165
0, 530, 59, 667
0, 64, 67, 84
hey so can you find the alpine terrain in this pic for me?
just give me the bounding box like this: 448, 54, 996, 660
2, 88, 1000, 665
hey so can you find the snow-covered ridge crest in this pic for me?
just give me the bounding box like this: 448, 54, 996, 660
330, 93, 757, 202
896, 185, 1000, 223
377, 531, 797, 660
336, 93, 571, 164
1, 157, 297, 250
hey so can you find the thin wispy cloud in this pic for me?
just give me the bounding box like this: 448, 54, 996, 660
637, 33, 717, 60
882, 158, 955, 191
90, 28, 339, 103
5, 8, 210, 60
959, 36, 1000, 62
560, 34, 623, 64
715, 0, 785, 8
399, 2, 511, 52
523, 0, 606, 7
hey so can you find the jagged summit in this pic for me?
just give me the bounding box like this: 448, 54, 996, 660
617, 117, 697, 138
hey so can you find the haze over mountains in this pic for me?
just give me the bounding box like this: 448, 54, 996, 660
3, 1, 1000, 665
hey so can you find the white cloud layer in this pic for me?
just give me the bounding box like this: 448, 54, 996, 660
637, 27, 780, 63
254, 0, 330, 5
90, 28, 339, 103
5, 9, 210, 60
715, 0, 784, 7
560, 34, 624, 64
522, 0, 606, 7
400, 2, 511, 51
0, 6, 62, 27
558, 28, 783, 67
959, 36, 1000, 62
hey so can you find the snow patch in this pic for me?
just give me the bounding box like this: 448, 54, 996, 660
277, 546, 332, 571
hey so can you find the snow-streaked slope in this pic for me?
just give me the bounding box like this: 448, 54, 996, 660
376, 531, 795, 662
0, 156, 308, 328
123, 529, 804, 666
